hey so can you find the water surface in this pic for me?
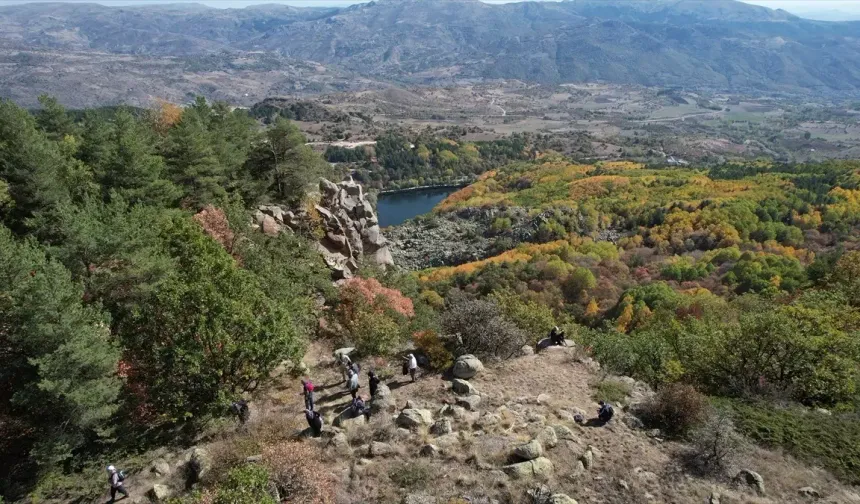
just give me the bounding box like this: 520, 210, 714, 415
377, 187, 459, 227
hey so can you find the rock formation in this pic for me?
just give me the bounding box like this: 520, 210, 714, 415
255, 178, 394, 279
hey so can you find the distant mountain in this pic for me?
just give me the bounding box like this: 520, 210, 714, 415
1, 0, 860, 99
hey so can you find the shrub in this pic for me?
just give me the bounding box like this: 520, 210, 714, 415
593, 379, 632, 406
639, 383, 709, 438
441, 299, 528, 360
419, 289, 445, 310
683, 411, 741, 476
388, 461, 435, 490
336, 277, 415, 356
413, 330, 454, 370
263, 441, 335, 504
214, 464, 275, 504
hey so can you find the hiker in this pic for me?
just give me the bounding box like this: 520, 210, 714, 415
549, 326, 566, 346
305, 408, 323, 437
106, 465, 128, 502
339, 353, 353, 382
405, 353, 418, 382
351, 395, 370, 419
349, 360, 361, 376
348, 369, 360, 399
597, 400, 614, 424
230, 399, 250, 425
300, 379, 315, 411
368, 371, 381, 397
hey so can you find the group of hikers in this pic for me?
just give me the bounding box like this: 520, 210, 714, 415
104, 344, 615, 501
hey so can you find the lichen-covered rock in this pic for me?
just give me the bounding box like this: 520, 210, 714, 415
397, 409, 433, 429
453, 354, 484, 379
149, 484, 173, 501
452, 378, 476, 395
538, 426, 558, 449
420, 444, 440, 457
798, 487, 820, 499
580, 446, 594, 470
736, 469, 765, 495
550, 495, 578, 504
151, 458, 170, 477
513, 439, 543, 461
502, 457, 554, 479
456, 394, 482, 411
431, 418, 453, 436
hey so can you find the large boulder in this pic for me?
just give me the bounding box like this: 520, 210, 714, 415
550, 495, 578, 504
430, 419, 453, 436
456, 394, 482, 411
512, 439, 544, 461
187, 447, 212, 483
502, 457, 554, 479
149, 484, 173, 501
735, 469, 765, 495
537, 426, 558, 449
453, 355, 484, 379
397, 409, 433, 429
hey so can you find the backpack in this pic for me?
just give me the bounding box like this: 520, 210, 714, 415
117, 470, 126, 482
402, 362, 409, 375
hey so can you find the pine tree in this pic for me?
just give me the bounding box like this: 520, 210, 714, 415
35, 94, 78, 141
164, 107, 227, 207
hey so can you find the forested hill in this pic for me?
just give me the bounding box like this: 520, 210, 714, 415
1, 0, 860, 96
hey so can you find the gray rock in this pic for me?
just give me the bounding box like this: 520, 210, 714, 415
736, 469, 765, 495
404, 494, 437, 504
420, 444, 440, 457
397, 409, 433, 429
550, 495, 578, 504
333, 347, 355, 361
439, 404, 468, 419
188, 447, 211, 483
531, 457, 554, 477
452, 378, 476, 395
513, 439, 543, 461
431, 418, 453, 436
580, 447, 594, 470
502, 457, 554, 479
709, 491, 721, 504
148, 484, 172, 501
433, 433, 461, 449
334, 411, 367, 429
151, 458, 170, 477
551, 424, 577, 441
245, 454, 263, 463
453, 354, 484, 379
798, 487, 821, 499
329, 432, 350, 456
520, 345, 535, 356
369, 441, 395, 457
456, 394, 482, 411
536, 393, 552, 404
622, 414, 645, 430
537, 426, 558, 449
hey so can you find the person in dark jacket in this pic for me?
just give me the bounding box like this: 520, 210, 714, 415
106, 465, 129, 502
300, 379, 315, 411
368, 371, 381, 398
230, 399, 250, 424
305, 408, 323, 437
597, 400, 614, 424
351, 395, 370, 419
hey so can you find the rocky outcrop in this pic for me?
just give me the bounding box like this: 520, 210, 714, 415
397, 409, 433, 430
512, 439, 544, 461
452, 354, 484, 379
735, 469, 765, 495
255, 178, 393, 279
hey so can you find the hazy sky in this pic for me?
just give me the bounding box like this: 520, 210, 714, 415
1, 0, 859, 17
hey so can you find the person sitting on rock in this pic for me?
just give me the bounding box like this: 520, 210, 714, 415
305, 408, 323, 437
368, 371, 381, 397
348, 369, 360, 399
300, 379, 315, 411
597, 400, 614, 424
351, 395, 370, 419
549, 326, 566, 346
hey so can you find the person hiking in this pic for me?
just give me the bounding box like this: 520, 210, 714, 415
230, 399, 250, 425
405, 353, 418, 383
597, 400, 614, 424
348, 369, 360, 399
368, 371, 381, 398
305, 408, 323, 437
300, 379, 315, 411
106, 465, 129, 502
351, 395, 371, 419
339, 353, 353, 383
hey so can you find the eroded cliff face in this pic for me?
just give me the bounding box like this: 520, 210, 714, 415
255, 178, 393, 279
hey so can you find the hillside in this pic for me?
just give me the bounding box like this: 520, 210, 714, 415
2, 0, 860, 105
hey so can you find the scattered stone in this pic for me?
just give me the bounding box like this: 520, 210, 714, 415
549, 495, 578, 504
452, 378, 477, 395
798, 487, 821, 499
618, 479, 630, 491
536, 393, 551, 404
439, 404, 468, 420
453, 354, 484, 379
512, 439, 543, 461
537, 426, 558, 449
709, 491, 721, 504
245, 454, 263, 463
815, 408, 832, 416
420, 444, 440, 457
526, 412, 547, 424
151, 458, 170, 477
397, 409, 433, 429
633, 467, 659, 485
520, 345, 535, 356
556, 409, 575, 422
735, 469, 765, 495
580, 446, 594, 470
333, 347, 355, 361
431, 418, 453, 436
501, 457, 554, 479
404, 494, 437, 504
475, 412, 501, 429
149, 484, 172, 501
622, 414, 645, 430
551, 424, 578, 441
456, 394, 482, 411
369, 441, 395, 457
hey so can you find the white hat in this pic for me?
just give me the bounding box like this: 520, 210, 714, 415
107, 465, 115, 472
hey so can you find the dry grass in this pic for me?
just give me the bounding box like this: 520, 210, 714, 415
264, 441, 337, 504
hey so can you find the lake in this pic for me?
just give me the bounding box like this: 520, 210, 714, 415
376, 187, 460, 227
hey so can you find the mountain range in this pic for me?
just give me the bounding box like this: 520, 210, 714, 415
1, 0, 860, 105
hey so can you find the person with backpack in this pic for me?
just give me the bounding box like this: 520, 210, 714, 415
300, 379, 315, 411
597, 400, 614, 424
404, 353, 418, 383
230, 399, 250, 425
305, 408, 323, 437
351, 395, 370, 419
368, 371, 381, 397
347, 369, 360, 399
339, 353, 353, 383
106, 465, 129, 502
